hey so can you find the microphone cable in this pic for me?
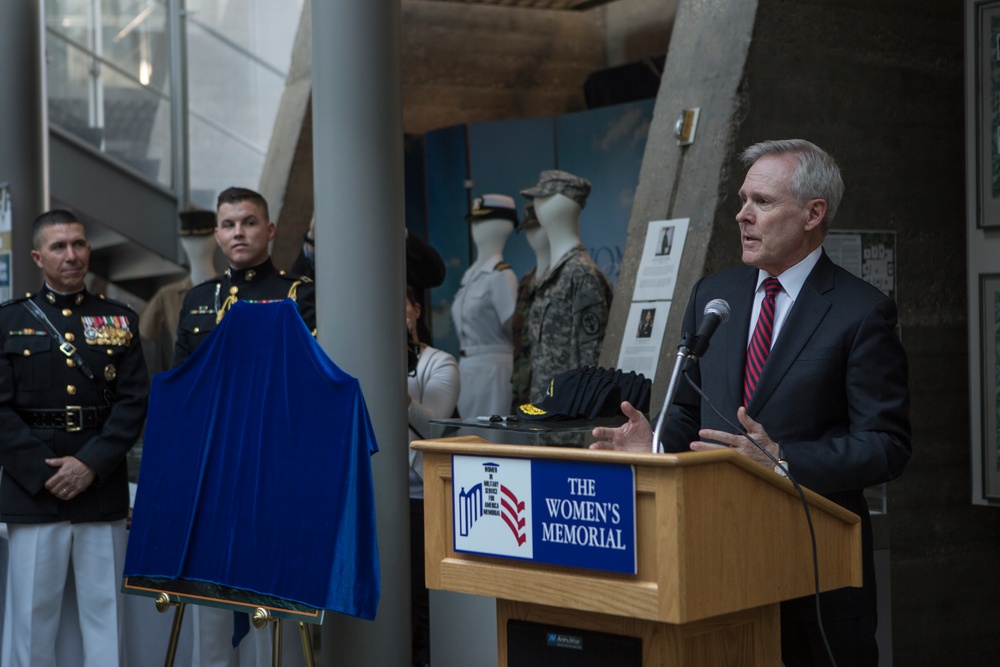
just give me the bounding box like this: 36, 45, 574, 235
681, 370, 839, 667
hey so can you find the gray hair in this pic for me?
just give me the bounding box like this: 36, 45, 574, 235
740, 139, 844, 227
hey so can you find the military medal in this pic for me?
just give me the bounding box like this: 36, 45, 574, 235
81, 315, 133, 346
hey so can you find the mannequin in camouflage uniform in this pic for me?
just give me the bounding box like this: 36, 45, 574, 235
510, 204, 549, 412
521, 171, 613, 403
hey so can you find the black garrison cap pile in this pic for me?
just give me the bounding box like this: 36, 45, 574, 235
517, 366, 651, 421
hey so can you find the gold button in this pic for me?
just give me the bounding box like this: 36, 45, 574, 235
65, 332, 75, 342
22, 349, 30, 357
106, 349, 114, 356
61, 309, 72, 317
193, 327, 200, 333
229, 286, 238, 295
67, 385, 77, 395
66, 358, 76, 367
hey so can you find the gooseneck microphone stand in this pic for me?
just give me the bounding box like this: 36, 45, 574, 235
650, 333, 697, 453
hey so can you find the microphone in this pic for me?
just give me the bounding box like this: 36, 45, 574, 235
687, 299, 731, 359
651, 298, 731, 452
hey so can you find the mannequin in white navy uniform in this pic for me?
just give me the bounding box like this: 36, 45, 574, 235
521, 170, 613, 402
451, 194, 519, 419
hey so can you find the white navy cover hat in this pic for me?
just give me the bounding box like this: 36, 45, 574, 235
465, 194, 519, 224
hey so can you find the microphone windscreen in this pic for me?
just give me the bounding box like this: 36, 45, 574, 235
704, 298, 730, 323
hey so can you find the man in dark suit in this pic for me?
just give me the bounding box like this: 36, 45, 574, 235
0, 209, 149, 665
592, 139, 911, 667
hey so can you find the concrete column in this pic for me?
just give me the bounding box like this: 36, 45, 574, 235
310, 2, 409, 667
597, 0, 760, 411
0, 1, 47, 294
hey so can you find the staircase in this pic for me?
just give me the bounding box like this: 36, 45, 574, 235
49, 125, 188, 303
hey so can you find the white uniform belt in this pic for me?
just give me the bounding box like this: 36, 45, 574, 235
460, 344, 512, 357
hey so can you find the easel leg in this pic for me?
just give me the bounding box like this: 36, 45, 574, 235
272, 618, 283, 667
299, 622, 317, 667
153, 594, 186, 667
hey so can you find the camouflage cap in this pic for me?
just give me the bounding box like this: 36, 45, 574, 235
465, 193, 519, 225
516, 203, 540, 232
179, 210, 217, 236
520, 169, 592, 209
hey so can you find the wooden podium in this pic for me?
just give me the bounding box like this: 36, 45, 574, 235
411, 436, 862, 666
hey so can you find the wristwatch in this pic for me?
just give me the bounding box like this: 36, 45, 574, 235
773, 444, 789, 477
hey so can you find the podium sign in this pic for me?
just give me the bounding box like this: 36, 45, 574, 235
452, 455, 637, 574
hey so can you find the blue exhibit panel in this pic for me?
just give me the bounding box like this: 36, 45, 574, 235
425, 124, 470, 356
555, 99, 655, 286
468, 116, 556, 281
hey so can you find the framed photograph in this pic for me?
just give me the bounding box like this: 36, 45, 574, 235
980, 274, 1000, 499
972, 1, 1000, 228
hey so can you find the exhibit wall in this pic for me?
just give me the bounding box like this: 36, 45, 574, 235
424, 99, 654, 358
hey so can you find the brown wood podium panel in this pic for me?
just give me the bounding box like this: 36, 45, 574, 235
411, 436, 862, 667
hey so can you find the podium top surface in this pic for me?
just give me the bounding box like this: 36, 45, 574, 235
429, 415, 626, 434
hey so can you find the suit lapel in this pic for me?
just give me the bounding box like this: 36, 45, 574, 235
746, 253, 835, 413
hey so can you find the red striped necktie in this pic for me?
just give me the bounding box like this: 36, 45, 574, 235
743, 277, 782, 406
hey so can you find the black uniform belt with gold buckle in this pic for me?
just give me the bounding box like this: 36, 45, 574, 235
15, 406, 111, 432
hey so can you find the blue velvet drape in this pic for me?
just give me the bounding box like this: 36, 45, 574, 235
124, 300, 380, 618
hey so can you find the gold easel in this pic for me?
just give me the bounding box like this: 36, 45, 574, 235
251, 606, 318, 667
142, 584, 321, 667
155, 593, 186, 667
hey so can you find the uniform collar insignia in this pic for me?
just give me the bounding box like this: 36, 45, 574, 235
226, 258, 276, 285
41, 286, 87, 307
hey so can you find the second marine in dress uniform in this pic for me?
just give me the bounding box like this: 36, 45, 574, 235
169, 187, 315, 667
173, 258, 316, 367
172, 187, 316, 368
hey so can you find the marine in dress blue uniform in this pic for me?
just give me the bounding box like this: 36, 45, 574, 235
0, 210, 148, 666
173, 257, 315, 367
172, 187, 316, 369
